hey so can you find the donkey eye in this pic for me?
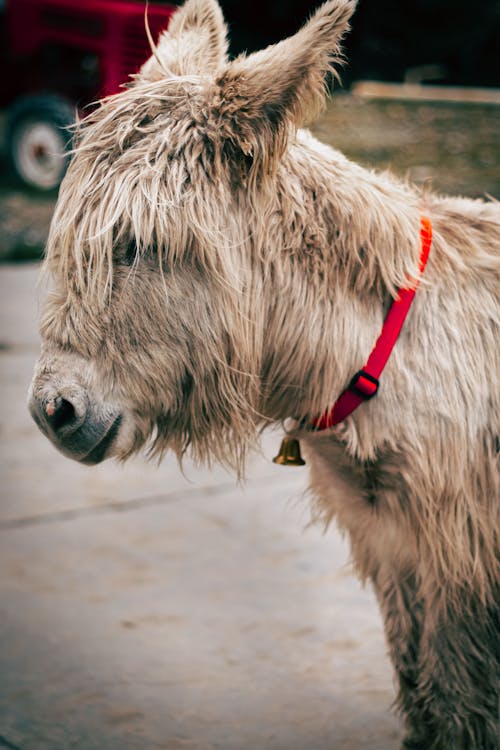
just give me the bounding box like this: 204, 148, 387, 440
124, 242, 139, 266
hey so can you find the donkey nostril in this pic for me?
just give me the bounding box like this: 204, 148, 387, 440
46, 397, 77, 433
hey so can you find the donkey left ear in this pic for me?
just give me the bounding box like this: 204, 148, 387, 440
140, 0, 228, 80
216, 0, 356, 165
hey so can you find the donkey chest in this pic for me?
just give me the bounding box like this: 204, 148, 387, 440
303, 435, 418, 575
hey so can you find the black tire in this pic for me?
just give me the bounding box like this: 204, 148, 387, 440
5, 94, 76, 191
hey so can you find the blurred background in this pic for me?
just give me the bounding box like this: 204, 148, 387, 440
0, 0, 499, 262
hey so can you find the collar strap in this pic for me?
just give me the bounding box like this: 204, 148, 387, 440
311, 216, 432, 431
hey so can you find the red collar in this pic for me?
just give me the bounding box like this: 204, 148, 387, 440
311, 216, 432, 431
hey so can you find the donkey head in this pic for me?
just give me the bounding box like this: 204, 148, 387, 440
28, 0, 356, 469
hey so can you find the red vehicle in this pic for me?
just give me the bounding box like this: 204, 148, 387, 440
2, 0, 175, 190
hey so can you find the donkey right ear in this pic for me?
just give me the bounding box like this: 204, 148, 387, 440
140, 0, 228, 80
216, 0, 356, 168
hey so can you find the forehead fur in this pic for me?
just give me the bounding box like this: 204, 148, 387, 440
72, 75, 222, 216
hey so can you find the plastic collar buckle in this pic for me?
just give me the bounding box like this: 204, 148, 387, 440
348, 370, 379, 400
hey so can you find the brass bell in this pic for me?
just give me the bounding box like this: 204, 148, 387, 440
272, 436, 306, 466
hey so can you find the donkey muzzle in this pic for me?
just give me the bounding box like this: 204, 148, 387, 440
28, 384, 122, 465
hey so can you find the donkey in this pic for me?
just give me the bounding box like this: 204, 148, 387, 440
28, 0, 499, 747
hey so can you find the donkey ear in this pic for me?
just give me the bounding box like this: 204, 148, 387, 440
216, 0, 356, 162
140, 0, 228, 80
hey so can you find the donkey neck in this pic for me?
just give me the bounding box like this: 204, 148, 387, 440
259, 130, 424, 423
286, 129, 423, 297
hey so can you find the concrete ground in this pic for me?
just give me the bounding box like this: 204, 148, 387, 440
0, 264, 400, 750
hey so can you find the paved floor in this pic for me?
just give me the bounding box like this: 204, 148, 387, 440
0, 265, 400, 750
